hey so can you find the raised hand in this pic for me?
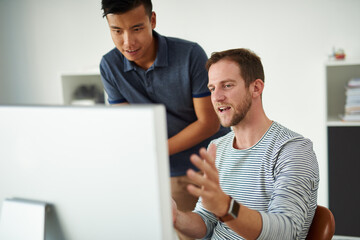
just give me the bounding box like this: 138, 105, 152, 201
186, 144, 230, 217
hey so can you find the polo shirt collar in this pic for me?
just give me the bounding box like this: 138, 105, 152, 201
123, 30, 168, 72
153, 31, 168, 68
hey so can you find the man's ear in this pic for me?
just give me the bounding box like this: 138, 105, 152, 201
252, 79, 264, 98
151, 11, 156, 29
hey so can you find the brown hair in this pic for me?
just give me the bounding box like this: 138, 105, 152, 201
206, 48, 265, 88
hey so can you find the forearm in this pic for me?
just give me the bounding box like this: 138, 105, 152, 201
174, 211, 207, 239
168, 119, 219, 155
169, 95, 220, 155
224, 204, 262, 240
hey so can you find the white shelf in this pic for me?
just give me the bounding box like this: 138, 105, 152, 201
327, 119, 360, 127
60, 70, 106, 105
326, 58, 360, 66
61, 67, 100, 76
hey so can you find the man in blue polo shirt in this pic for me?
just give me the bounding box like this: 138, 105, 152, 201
100, 1, 229, 239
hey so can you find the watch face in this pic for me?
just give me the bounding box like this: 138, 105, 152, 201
230, 199, 240, 218
219, 197, 240, 222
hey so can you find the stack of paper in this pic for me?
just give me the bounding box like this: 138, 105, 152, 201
341, 78, 360, 121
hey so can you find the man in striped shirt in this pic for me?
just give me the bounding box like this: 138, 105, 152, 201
172, 48, 319, 239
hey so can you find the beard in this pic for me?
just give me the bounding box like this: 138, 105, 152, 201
219, 91, 252, 128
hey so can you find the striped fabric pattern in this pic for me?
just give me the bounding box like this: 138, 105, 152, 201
193, 121, 319, 240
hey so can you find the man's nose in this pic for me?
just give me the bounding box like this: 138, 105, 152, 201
123, 32, 135, 47
212, 89, 226, 102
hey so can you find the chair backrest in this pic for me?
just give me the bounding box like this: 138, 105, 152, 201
306, 205, 335, 240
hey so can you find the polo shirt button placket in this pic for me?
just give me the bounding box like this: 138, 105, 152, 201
145, 71, 154, 94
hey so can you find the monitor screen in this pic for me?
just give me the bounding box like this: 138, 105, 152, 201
0, 105, 174, 240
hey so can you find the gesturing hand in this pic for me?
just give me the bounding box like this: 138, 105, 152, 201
186, 144, 230, 217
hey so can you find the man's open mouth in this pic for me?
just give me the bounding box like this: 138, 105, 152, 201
218, 106, 231, 113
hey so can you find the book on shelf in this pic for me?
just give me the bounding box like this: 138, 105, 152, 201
347, 77, 360, 88
345, 87, 360, 96
340, 114, 360, 122
342, 78, 360, 122
346, 96, 360, 105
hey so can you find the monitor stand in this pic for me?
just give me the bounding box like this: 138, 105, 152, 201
0, 198, 49, 240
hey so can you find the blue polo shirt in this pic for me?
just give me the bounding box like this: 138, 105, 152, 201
100, 31, 229, 176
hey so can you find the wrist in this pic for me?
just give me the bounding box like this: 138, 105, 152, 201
218, 195, 231, 217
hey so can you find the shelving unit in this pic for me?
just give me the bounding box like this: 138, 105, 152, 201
326, 59, 360, 237
60, 70, 107, 105
326, 59, 360, 125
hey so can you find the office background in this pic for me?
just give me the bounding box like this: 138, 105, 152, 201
1, 0, 360, 208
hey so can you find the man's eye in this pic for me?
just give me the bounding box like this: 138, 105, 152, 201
209, 87, 215, 92
224, 84, 232, 88
134, 27, 143, 32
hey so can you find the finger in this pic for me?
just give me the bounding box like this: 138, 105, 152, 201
187, 168, 218, 191
191, 152, 219, 183
186, 168, 205, 186
199, 147, 217, 171
187, 182, 221, 202
189, 154, 213, 178
186, 183, 202, 198
207, 143, 217, 164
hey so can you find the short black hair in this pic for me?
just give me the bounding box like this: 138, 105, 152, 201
101, 0, 153, 18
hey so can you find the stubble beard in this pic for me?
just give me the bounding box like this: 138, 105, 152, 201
219, 91, 252, 128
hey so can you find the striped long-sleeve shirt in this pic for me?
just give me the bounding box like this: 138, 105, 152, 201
193, 121, 319, 240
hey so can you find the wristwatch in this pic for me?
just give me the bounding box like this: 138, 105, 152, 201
218, 196, 240, 222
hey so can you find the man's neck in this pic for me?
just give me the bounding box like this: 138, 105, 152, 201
232, 111, 272, 150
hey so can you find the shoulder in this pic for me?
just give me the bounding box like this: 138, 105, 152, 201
264, 122, 317, 162
269, 121, 307, 146
210, 130, 234, 148
159, 33, 205, 55
100, 48, 127, 76
101, 48, 124, 65
163, 34, 198, 47
270, 122, 318, 169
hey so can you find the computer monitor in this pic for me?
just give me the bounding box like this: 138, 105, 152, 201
0, 105, 174, 239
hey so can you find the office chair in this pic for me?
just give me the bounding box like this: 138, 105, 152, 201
306, 205, 335, 240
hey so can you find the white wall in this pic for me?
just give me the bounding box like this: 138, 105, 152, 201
0, 0, 113, 104
1, 0, 360, 207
